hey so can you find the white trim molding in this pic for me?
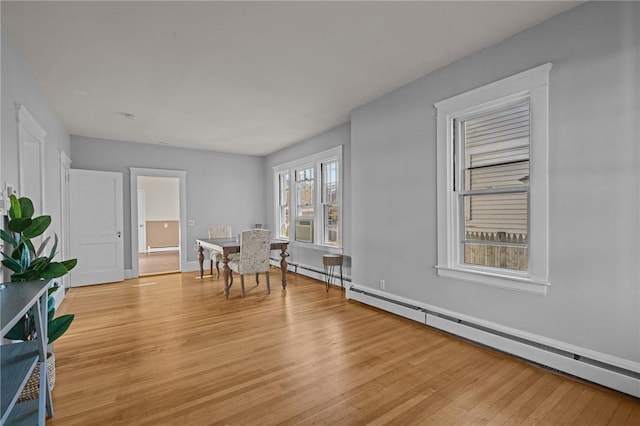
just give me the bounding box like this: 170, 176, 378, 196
16, 103, 47, 215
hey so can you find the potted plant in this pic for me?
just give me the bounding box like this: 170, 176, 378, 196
0, 194, 77, 399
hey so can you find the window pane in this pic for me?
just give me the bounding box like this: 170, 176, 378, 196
464, 192, 528, 237
324, 204, 339, 244
464, 242, 528, 271
277, 172, 290, 239
296, 167, 314, 217
465, 160, 529, 191
280, 206, 289, 238
463, 192, 528, 271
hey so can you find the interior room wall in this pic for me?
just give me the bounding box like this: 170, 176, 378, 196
138, 176, 180, 249
138, 176, 180, 221
1, 27, 72, 305
264, 123, 351, 277
70, 136, 266, 271
350, 1, 640, 363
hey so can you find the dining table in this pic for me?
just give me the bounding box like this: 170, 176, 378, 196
196, 237, 289, 297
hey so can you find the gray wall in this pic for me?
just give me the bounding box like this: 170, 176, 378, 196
264, 123, 351, 275
70, 136, 265, 269
351, 2, 640, 362
1, 27, 72, 293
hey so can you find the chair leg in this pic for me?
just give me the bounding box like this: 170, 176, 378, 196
230, 271, 233, 285
210, 260, 214, 276
256, 273, 260, 285
240, 275, 246, 298
215, 261, 220, 280
266, 271, 271, 294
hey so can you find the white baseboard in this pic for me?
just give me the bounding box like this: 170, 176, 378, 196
145, 246, 179, 253
269, 259, 349, 288
124, 269, 132, 280
347, 283, 640, 398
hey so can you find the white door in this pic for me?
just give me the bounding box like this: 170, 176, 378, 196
137, 189, 146, 253
69, 169, 124, 286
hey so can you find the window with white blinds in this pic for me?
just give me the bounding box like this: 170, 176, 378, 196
457, 101, 530, 271
435, 63, 551, 294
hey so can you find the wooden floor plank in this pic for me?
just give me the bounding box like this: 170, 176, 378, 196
46, 271, 639, 425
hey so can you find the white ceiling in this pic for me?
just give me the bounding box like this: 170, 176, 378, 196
1, 1, 580, 156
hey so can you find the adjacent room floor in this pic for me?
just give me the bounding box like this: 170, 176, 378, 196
138, 250, 180, 276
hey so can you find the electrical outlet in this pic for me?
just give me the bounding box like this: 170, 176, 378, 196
379, 279, 386, 290
188, 219, 195, 226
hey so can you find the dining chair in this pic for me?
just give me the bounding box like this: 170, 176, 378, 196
208, 225, 232, 279
228, 229, 272, 298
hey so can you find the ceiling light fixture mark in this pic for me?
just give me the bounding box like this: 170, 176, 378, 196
118, 112, 137, 120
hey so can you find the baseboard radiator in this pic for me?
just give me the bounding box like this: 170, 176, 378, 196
348, 285, 640, 398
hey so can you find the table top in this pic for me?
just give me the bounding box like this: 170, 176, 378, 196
197, 238, 289, 251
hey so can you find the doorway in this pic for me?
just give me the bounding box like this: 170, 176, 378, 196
129, 168, 187, 278
137, 176, 180, 276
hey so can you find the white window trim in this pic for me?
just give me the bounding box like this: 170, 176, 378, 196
274, 170, 290, 240
434, 63, 551, 295
273, 146, 343, 249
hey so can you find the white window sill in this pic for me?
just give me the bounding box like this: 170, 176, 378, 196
435, 265, 549, 295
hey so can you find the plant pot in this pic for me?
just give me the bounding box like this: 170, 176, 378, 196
18, 352, 55, 402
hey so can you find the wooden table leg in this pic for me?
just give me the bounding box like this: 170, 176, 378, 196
280, 248, 289, 289
223, 254, 231, 298
198, 245, 204, 279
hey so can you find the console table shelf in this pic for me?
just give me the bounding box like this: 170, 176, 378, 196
0, 280, 52, 426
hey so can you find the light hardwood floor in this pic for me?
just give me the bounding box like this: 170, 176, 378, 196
51, 270, 639, 425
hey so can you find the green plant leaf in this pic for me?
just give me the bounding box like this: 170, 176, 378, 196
23, 215, 51, 239
8, 218, 32, 233
18, 197, 34, 219
48, 283, 60, 296
8, 194, 21, 219
47, 234, 59, 261
2, 256, 24, 273
60, 258, 77, 271
48, 298, 56, 322
36, 236, 51, 257
20, 244, 31, 269
25, 240, 36, 258
48, 314, 74, 344
11, 270, 40, 282
3, 321, 26, 340
0, 229, 18, 247
40, 262, 69, 279
29, 257, 49, 272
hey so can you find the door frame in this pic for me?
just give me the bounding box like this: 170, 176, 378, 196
59, 151, 72, 293
137, 189, 147, 253
129, 167, 187, 278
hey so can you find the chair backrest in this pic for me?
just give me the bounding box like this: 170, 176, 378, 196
238, 229, 271, 274
208, 225, 232, 239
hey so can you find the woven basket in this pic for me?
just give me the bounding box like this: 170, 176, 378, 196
18, 352, 56, 402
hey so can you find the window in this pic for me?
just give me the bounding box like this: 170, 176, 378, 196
274, 146, 342, 247
435, 64, 551, 294
321, 160, 339, 245
276, 171, 290, 239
